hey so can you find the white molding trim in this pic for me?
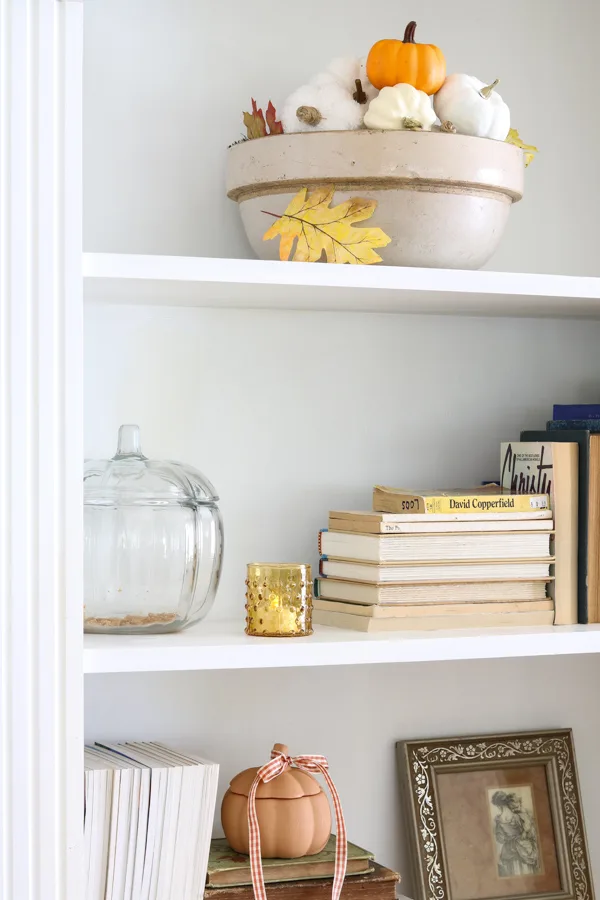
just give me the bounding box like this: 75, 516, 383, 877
0, 2, 83, 898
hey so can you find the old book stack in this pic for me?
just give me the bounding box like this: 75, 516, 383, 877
313, 485, 555, 632
204, 837, 399, 900
84, 742, 219, 900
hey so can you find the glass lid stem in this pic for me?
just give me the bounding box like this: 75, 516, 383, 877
114, 424, 146, 459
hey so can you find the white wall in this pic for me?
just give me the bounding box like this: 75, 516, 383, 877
85, 305, 600, 621
85, 655, 600, 894
84, 0, 600, 275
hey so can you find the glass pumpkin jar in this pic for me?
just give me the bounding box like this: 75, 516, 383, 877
84, 424, 223, 634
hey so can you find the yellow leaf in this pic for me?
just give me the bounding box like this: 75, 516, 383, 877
505, 128, 539, 167
262, 186, 392, 265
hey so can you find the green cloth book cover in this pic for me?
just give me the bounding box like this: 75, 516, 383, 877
206, 836, 374, 887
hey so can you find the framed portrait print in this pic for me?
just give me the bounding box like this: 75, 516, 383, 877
398, 730, 593, 900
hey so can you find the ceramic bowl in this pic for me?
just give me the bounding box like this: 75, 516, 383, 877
226, 130, 524, 270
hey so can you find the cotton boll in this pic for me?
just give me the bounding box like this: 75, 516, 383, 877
281, 81, 365, 133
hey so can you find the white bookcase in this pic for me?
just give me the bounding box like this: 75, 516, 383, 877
3, 1, 600, 898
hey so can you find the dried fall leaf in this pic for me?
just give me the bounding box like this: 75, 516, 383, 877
506, 128, 539, 167
266, 101, 283, 135
262, 186, 391, 265
243, 99, 267, 139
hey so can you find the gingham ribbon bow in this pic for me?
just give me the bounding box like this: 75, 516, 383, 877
247, 748, 347, 900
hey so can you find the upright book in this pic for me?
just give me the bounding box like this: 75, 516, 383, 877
521, 429, 600, 624
500, 441, 578, 625
372, 485, 549, 516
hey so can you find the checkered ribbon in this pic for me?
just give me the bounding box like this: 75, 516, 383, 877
247, 749, 347, 900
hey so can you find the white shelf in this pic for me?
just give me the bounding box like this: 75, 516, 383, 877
83, 620, 600, 674
83, 253, 600, 318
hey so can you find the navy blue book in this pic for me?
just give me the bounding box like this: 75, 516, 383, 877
521, 428, 600, 624
549, 420, 600, 432
553, 404, 600, 420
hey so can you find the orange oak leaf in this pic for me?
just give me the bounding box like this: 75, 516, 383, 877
266, 101, 283, 135
263, 186, 391, 265
243, 99, 267, 140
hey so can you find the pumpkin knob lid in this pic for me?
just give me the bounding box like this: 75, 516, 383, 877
227, 744, 323, 799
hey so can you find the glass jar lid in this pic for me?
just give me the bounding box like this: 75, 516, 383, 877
84, 424, 219, 506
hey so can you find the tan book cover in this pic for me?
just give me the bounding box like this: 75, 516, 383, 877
314, 598, 553, 618
314, 608, 555, 632
373, 485, 550, 516
501, 441, 578, 625
315, 578, 553, 605
328, 512, 553, 534
587, 436, 600, 622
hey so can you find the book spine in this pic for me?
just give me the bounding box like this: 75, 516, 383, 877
317, 529, 328, 556
548, 419, 600, 432
553, 405, 600, 420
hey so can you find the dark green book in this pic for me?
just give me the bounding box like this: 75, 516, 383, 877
521, 429, 600, 623
206, 837, 374, 888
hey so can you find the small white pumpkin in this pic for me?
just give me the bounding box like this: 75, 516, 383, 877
281, 57, 377, 133
433, 74, 510, 141
363, 83, 436, 131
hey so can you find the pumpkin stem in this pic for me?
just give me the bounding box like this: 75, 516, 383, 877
402, 117, 423, 131
441, 120, 457, 134
480, 78, 500, 99
353, 78, 367, 104
403, 21, 417, 43
296, 105, 323, 126
273, 743, 289, 756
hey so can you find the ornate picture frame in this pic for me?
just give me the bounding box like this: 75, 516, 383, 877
398, 730, 593, 900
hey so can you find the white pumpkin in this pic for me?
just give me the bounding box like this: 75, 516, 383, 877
433, 74, 510, 141
363, 84, 436, 131
281, 57, 378, 133
313, 57, 378, 104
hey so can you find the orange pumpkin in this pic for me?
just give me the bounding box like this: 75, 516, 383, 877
221, 743, 331, 858
367, 21, 446, 95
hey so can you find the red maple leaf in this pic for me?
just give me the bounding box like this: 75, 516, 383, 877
266, 101, 283, 135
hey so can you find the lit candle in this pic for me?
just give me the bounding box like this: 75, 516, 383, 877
245, 564, 312, 637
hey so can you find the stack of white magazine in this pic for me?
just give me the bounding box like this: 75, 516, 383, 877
84, 741, 219, 900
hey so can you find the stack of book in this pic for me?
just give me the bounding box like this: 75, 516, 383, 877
84, 741, 219, 900
205, 836, 399, 900
313, 485, 555, 632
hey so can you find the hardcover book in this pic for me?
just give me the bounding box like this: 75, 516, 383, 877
500, 441, 578, 625
553, 405, 600, 420
206, 837, 374, 887
372, 485, 549, 516
204, 862, 399, 900
522, 429, 600, 624
549, 420, 600, 432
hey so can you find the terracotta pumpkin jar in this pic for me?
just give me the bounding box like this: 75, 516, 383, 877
221, 743, 331, 858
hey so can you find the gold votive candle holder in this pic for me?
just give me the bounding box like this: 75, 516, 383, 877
245, 563, 313, 637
